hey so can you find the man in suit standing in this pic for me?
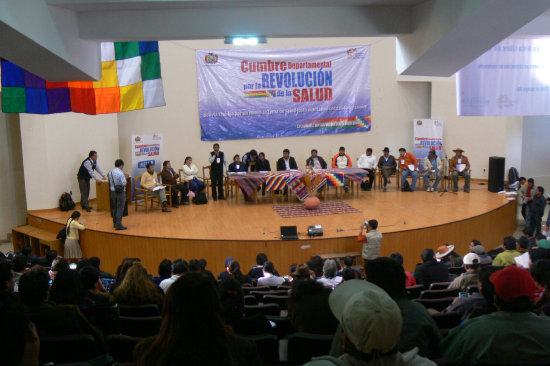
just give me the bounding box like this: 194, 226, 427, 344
208, 143, 227, 201
77, 150, 106, 212
276, 149, 298, 171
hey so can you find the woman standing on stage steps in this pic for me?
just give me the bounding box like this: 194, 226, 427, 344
64, 210, 85, 262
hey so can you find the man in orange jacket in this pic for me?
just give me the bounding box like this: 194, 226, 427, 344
398, 148, 419, 192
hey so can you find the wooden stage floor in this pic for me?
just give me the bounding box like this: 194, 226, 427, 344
28, 181, 517, 276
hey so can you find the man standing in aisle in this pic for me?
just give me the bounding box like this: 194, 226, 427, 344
109, 159, 127, 230
398, 148, 419, 192
357, 148, 377, 191
377, 147, 397, 192
77, 150, 106, 212
141, 163, 171, 212
208, 143, 227, 201
449, 148, 471, 193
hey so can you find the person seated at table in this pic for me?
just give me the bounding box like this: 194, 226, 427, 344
253, 152, 270, 196
332, 146, 353, 192
229, 155, 252, 202
398, 148, 419, 192
182, 156, 206, 194
422, 150, 442, 192
160, 160, 189, 207
254, 152, 271, 172
377, 147, 397, 192
449, 147, 471, 193
141, 163, 171, 212
357, 147, 377, 191
276, 148, 298, 171
242, 149, 258, 172
306, 149, 328, 170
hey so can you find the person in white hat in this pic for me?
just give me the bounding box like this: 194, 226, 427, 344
304, 279, 436, 366
448, 253, 481, 292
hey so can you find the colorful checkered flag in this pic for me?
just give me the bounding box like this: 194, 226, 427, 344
1, 41, 165, 115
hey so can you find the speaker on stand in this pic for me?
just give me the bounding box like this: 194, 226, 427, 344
488, 156, 505, 193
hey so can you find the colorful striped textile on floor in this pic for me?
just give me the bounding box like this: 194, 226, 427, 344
272, 201, 360, 218
227, 172, 266, 196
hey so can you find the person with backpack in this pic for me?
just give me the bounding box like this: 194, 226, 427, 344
77, 150, 106, 212
64, 211, 85, 262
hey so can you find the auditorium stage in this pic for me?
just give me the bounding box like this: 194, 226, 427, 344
27, 181, 517, 276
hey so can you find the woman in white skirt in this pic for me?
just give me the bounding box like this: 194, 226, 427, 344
64, 211, 85, 261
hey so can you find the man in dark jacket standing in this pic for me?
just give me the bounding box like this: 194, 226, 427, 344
529, 186, 546, 237
208, 143, 227, 201
77, 150, 106, 212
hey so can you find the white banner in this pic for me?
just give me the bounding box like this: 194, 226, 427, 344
413, 119, 443, 160
131, 133, 163, 179
458, 37, 550, 116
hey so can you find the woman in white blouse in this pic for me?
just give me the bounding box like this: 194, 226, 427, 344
64, 210, 85, 261
182, 156, 206, 193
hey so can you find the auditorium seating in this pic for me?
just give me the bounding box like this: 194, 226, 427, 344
413, 297, 456, 312
429, 281, 453, 290
106, 335, 142, 363
431, 311, 462, 332
406, 284, 425, 299
262, 294, 290, 310
244, 303, 281, 317
118, 304, 160, 317
246, 334, 279, 365
420, 288, 460, 299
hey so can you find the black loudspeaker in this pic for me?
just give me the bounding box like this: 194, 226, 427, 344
488, 156, 505, 192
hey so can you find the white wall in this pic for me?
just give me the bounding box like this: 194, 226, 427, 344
0, 109, 27, 240
118, 37, 431, 172
431, 80, 523, 179
20, 113, 119, 210
521, 116, 550, 189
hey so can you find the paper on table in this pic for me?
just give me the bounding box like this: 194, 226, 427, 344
514, 252, 530, 269
408, 164, 415, 171
456, 164, 466, 172
152, 185, 166, 191
507, 197, 516, 201
237, 172, 246, 175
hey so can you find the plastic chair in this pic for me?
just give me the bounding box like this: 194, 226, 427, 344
106, 334, 142, 363
39, 334, 100, 365
421, 288, 460, 299
244, 303, 281, 317
246, 334, 279, 365
413, 297, 456, 312
119, 316, 161, 337
286, 332, 335, 365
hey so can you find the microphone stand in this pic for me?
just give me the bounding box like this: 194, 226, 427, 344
440, 145, 456, 196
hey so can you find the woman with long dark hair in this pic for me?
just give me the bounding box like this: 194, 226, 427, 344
134, 272, 261, 366
64, 211, 85, 261
229, 261, 252, 285
113, 262, 164, 309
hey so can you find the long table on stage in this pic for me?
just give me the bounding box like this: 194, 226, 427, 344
228, 168, 368, 201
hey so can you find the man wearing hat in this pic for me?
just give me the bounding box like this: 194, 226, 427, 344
422, 150, 442, 192
304, 279, 436, 366
435, 244, 463, 268
471, 244, 493, 265
439, 266, 550, 364
449, 148, 471, 193
448, 253, 481, 291
377, 147, 397, 192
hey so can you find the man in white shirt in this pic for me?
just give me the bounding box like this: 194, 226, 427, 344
160, 259, 188, 293
357, 148, 377, 191
257, 261, 285, 286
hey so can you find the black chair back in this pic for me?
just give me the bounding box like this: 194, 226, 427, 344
429, 281, 453, 290
431, 311, 462, 330
119, 304, 160, 317
120, 316, 162, 337
106, 334, 143, 363
79, 302, 121, 335
266, 315, 296, 339
39, 334, 99, 365
244, 303, 281, 317
263, 294, 289, 310
244, 294, 258, 305
286, 332, 334, 364
421, 288, 460, 299
246, 334, 279, 365
413, 297, 456, 312
406, 284, 425, 299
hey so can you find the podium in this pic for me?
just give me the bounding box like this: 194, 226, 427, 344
96, 177, 132, 212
